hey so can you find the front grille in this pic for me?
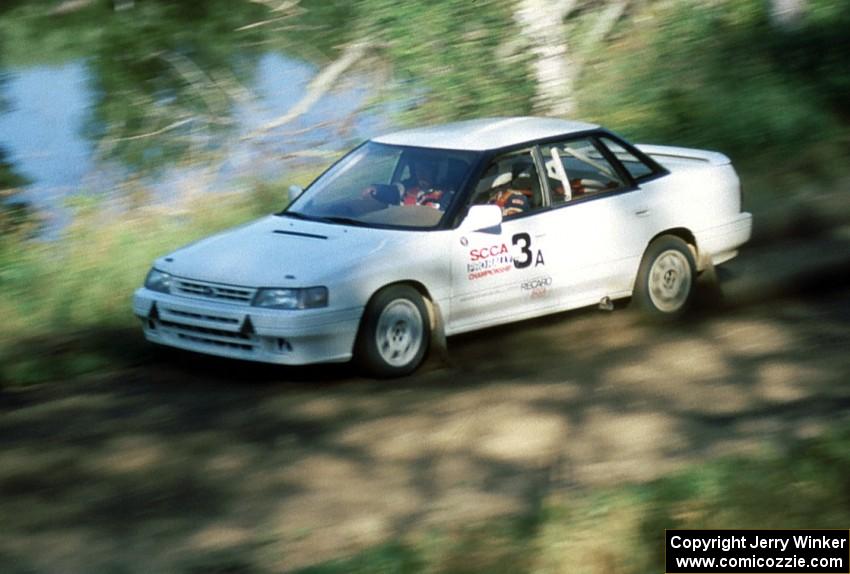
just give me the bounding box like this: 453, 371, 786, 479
175, 333, 254, 352
158, 318, 258, 353
159, 320, 250, 340
174, 279, 256, 304
165, 309, 240, 325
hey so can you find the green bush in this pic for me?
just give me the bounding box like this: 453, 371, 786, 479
0, 174, 307, 387
578, 0, 848, 178
355, 0, 536, 123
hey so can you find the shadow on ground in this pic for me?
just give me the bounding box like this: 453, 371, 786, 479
1, 256, 850, 572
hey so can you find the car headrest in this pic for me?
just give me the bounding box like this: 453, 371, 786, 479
491, 173, 512, 188
512, 173, 535, 191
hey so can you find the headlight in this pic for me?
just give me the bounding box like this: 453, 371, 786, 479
252, 286, 328, 309
145, 268, 173, 294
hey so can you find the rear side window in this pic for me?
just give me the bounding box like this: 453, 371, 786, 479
598, 137, 658, 181
540, 138, 625, 204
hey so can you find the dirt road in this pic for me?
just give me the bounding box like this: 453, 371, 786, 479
2, 231, 850, 573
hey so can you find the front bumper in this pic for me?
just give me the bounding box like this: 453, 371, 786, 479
133, 288, 362, 365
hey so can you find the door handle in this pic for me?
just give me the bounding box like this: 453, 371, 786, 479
635, 208, 650, 217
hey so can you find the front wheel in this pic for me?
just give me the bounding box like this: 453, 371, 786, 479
356, 285, 431, 377
633, 235, 696, 320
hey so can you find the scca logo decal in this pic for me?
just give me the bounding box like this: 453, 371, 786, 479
469, 243, 509, 261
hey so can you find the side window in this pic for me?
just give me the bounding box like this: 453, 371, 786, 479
540, 138, 625, 205
394, 162, 411, 185
598, 137, 657, 181
470, 150, 543, 219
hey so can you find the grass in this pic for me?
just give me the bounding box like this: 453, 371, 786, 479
0, 174, 312, 387
291, 423, 850, 574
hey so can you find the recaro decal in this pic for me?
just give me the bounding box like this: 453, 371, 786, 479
521, 275, 553, 298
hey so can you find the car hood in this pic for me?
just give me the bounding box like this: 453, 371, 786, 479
155, 215, 390, 286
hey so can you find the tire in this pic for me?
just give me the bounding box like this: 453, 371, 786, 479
356, 285, 431, 377
633, 235, 696, 320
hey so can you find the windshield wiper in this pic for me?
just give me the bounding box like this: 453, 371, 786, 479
277, 210, 314, 221
316, 216, 368, 227
278, 212, 368, 227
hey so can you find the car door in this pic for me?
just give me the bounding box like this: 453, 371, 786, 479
537, 136, 658, 306
448, 148, 557, 333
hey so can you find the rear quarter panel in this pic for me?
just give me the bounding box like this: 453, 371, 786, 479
636, 145, 743, 239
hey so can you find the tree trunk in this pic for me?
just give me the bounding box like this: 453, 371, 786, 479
514, 0, 579, 117
768, 0, 806, 29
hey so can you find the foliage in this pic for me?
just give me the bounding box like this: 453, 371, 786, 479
83, 0, 271, 171
0, 144, 34, 241
770, 0, 850, 121
0, 0, 536, 172
0, 173, 308, 386
577, 0, 849, 175
353, 0, 536, 123
1, 0, 847, 180
0, 70, 29, 199
0, 0, 283, 172
0, 147, 26, 190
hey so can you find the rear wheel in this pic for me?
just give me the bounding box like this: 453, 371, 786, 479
356, 285, 431, 377
633, 235, 696, 320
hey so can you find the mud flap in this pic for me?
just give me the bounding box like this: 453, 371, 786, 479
426, 299, 450, 365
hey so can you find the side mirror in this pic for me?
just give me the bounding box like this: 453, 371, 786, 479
288, 184, 304, 204
460, 204, 503, 232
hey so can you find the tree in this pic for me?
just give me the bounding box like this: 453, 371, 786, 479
768, 0, 806, 29
513, 0, 630, 117
0, 147, 33, 238
0, 52, 33, 237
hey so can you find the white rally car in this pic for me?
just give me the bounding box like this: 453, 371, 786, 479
134, 117, 752, 376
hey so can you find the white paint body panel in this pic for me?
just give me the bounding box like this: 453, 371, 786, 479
133, 121, 752, 365
373, 116, 598, 151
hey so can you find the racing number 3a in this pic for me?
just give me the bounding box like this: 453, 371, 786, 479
512, 233, 533, 269
512, 232, 544, 269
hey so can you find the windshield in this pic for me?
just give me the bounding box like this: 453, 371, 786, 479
285, 142, 479, 229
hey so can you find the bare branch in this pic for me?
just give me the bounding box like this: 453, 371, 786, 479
107, 118, 194, 143
49, 0, 95, 15
238, 0, 303, 30
235, 17, 290, 32
278, 149, 340, 160
248, 0, 300, 12
582, 0, 630, 53
242, 41, 372, 140
574, 0, 630, 79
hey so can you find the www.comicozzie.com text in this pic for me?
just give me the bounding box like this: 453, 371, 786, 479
670, 534, 847, 553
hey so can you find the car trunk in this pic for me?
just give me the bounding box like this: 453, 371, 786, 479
636, 144, 732, 171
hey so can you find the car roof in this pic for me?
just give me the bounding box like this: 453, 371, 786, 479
371, 116, 600, 152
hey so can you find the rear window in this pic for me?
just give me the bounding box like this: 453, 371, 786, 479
598, 137, 657, 180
